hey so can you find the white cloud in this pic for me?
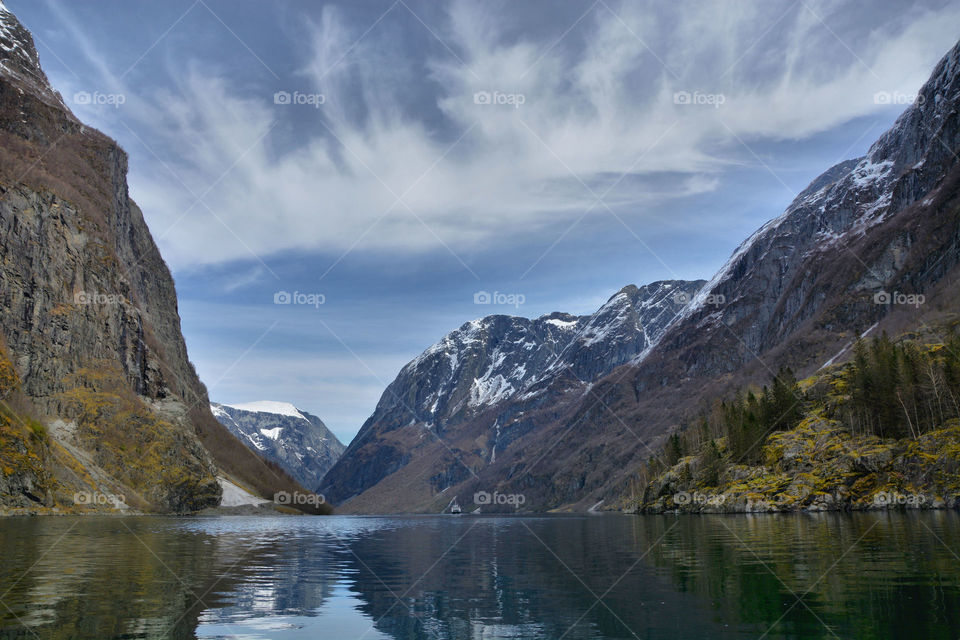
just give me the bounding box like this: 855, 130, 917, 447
48, 0, 960, 269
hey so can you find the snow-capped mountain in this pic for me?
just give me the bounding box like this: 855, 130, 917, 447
321, 280, 703, 505
211, 402, 345, 491
354, 280, 702, 435
322, 38, 960, 514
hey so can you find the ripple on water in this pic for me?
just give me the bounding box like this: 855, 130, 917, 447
1, 512, 959, 639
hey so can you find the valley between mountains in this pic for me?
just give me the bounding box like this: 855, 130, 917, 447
1, 1, 959, 518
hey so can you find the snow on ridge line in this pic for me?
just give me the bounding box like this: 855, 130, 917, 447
223, 401, 308, 421
210, 403, 242, 430
544, 317, 579, 329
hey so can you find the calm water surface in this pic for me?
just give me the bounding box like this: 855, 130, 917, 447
1, 512, 959, 639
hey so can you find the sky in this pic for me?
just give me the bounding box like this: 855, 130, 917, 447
7, 0, 960, 445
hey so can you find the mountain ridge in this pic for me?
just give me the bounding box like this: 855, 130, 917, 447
322, 279, 705, 506
323, 37, 960, 513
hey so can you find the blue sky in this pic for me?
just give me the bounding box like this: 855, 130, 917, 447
8, 0, 960, 444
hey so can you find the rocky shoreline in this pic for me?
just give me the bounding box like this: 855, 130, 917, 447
635, 417, 960, 515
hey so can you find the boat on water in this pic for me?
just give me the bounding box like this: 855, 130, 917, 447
449, 498, 462, 514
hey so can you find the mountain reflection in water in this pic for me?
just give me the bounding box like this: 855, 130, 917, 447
1, 512, 959, 639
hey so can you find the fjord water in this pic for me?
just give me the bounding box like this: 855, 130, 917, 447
1, 513, 959, 639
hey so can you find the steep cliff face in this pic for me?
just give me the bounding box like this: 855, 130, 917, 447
321, 280, 703, 508
324, 39, 960, 513
211, 402, 345, 491
0, 4, 311, 513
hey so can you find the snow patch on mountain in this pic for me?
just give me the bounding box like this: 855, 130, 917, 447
469, 372, 516, 407
260, 427, 283, 440
218, 476, 270, 508
851, 158, 894, 188
210, 403, 236, 425
224, 400, 307, 421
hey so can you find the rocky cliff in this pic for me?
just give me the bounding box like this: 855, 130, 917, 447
0, 4, 315, 513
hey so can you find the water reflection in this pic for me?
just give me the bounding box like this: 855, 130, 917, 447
0, 512, 959, 639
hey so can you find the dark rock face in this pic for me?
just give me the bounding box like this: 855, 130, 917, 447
321, 280, 704, 506
0, 5, 196, 413
325, 39, 960, 514
0, 5, 313, 512
211, 402, 345, 491
0, 5, 222, 512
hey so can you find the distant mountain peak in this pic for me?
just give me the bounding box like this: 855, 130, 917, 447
211, 402, 345, 491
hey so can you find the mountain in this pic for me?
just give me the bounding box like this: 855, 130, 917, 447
323, 39, 960, 513
211, 401, 345, 491
0, 4, 319, 513
321, 280, 705, 509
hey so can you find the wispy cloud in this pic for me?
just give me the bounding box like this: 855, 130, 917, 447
222, 265, 267, 293
48, 0, 960, 270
